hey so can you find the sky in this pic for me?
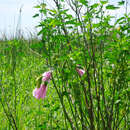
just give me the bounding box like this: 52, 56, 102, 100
0, 0, 129, 38
0, 0, 39, 38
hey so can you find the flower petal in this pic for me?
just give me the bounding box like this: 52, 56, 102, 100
76, 68, 85, 76
33, 84, 47, 99
42, 71, 52, 82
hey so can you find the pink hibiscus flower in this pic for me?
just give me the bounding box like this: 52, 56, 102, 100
33, 84, 47, 99
42, 71, 52, 82
33, 71, 52, 99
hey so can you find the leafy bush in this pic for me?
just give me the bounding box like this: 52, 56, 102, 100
33, 0, 129, 129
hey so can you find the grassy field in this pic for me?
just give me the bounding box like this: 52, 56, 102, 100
0, 39, 66, 129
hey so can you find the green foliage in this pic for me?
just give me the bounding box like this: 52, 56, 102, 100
0, 0, 129, 129
118, 1, 125, 6
100, 0, 108, 5
106, 5, 120, 10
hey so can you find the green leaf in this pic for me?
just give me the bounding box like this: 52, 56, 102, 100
34, 5, 41, 8
66, 14, 73, 19
60, 9, 69, 14
33, 14, 39, 18
40, 3, 46, 9
78, 0, 88, 6
115, 17, 125, 25
100, 0, 108, 5
91, 3, 99, 9
48, 9, 57, 14
118, 1, 125, 6
40, 9, 47, 15
37, 28, 46, 35
93, 23, 100, 28
106, 5, 120, 10
65, 19, 76, 25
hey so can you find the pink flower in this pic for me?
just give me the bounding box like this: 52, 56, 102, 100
33, 71, 52, 99
42, 71, 52, 82
33, 84, 47, 99
76, 68, 85, 76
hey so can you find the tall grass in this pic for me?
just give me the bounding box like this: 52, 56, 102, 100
0, 36, 65, 129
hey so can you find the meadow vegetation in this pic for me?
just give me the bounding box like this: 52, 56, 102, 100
0, 0, 129, 129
